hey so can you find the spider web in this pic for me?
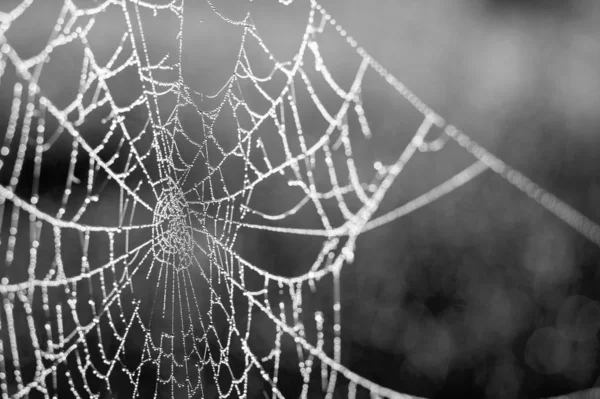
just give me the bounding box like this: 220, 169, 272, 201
0, 1, 598, 399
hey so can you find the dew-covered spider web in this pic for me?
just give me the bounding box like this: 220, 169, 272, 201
0, 1, 599, 399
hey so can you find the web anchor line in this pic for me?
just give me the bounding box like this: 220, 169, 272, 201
0, 1, 599, 399
314, 0, 600, 248
445, 125, 600, 247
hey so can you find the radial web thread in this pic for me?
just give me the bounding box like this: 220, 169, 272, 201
0, 1, 598, 399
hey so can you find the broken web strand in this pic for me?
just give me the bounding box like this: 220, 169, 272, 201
0, 1, 598, 399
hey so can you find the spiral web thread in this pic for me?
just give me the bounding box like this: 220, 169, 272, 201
0, 1, 599, 399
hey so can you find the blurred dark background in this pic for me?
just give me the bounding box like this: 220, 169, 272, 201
1, 0, 600, 398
